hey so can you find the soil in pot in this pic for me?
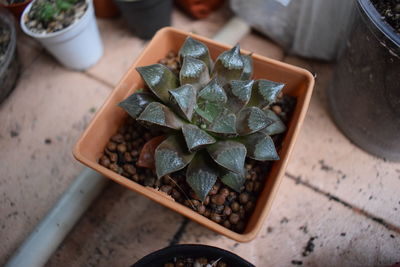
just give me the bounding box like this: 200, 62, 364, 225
23, 0, 88, 34
98, 51, 296, 233
164, 256, 228, 267
371, 0, 400, 33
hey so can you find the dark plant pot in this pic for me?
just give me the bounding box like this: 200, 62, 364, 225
93, 0, 119, 18
327, 0, 400, 161
114, 0, 172, 40
132, 244, 255, 267
0, 8, 20, 105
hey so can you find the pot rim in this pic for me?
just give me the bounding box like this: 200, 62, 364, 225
19, 0, 92, 39
132, 244, 255, 267
358, 0, 400, 49
73, 27, 315, 242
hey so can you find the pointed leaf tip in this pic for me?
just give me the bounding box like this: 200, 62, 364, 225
182, 124, 216, 152
180, 57, 210, 91
236, 107, 274, 136
186, 152, 218, 201
212, 44, 244, 86
137, 102, 184, 130
198, 77, 227, 103
136, 64, 179, 103
155, 135, 194, 178
207, 141, 246, 174
221, 171, 246, 192
179, 36, 212, 70
240, 132, 279, 161
118, 91, 156, 119
169, 84, 197, 121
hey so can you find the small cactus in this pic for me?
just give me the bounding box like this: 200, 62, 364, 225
119, 37, 287, 201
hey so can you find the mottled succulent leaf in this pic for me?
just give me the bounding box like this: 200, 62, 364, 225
169, 84, 196, 121
207, 141, 246, 174
249, 79, 285, 108
225, 80, 254, 113
182, 124, 216, 152
180, 56, 210, 91
208, 112, 237, 136
262, 109, 287, 135
155, 135, 195, 178
179, 36, 212, 71
194, 101, 224, 123
186, 152, 219, 201
212, 44, 244, 86
118, 91, 156, 119
236, 107, 274, 136
136, 64, 179, 103
137, 102, 184, 130
137, 136, 166, 169
240, 132, 279, 161
198, 77, 227, 103
221, 170, 246, 193
240, 54, 253, 80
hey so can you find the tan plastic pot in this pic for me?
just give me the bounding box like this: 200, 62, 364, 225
73, 27, 314, 242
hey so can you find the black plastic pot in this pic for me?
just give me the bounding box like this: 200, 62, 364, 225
114, 0, 172, 40
327, 0, 400, 161
132, 244, 255, 267
0, 8, 20, 105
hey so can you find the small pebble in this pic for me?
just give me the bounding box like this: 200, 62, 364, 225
239, 192, 249, 204
229, 213, 240, 224
272, 105, 282, 114
160, 185, 173, 194
211, 194, 226, 205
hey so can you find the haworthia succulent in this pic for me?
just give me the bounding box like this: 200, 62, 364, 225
207, 141, 247, 174
240, 132, 279, 161
169, 84, 197, 121
118, 91, 156, 119
137, 102, 184, 130
179, 36, 212, 71
182, 124, 216, 152
212, 44, 244, 86
180, 56, 210, 91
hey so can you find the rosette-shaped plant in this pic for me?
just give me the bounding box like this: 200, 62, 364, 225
118, 37, 287, 201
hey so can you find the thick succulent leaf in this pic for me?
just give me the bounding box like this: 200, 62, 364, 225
155, 135, 195, 178
137, 102, 184, 130
194, 101, 225, 124
236, 107, 274, 136
118, 91, 156, 119
186, 152, 219, 201
182, 124, 216, 152
225, 80, 254, 113
240, 54, 253, 80
262, 109, 287, 135
180, 56, 210, 91
198, 77, 227, 103
178, 36, 212, 71
136, 64, 179, 103
207, 141, 246, 174
208, 112, 237, 136
169, 84, 196, 121
240, 132, 279, 161
221, 170, 246, 193
212, 44, 244, 86
137, 136, 166, 169
249, 79, 285, 108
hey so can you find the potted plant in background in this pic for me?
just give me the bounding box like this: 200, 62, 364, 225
93, 0, 119, 18
113, 0, 172, 40
327, 0, 400, 161
20, 0, 103, 70
74, 27, 314, 242
0, 0, 32, 19
176, 0, 225, 19
132, 244, 254, 266
0, 8, 20, 105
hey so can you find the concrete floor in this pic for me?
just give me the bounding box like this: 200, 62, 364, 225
1, 7, 400, 267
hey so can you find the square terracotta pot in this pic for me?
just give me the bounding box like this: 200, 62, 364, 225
73, 27, 314, 242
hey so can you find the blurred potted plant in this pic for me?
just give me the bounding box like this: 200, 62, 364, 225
93, 0, 118, 18
0, 8, 20, 105
0, 0, 33, 19
132, 244, 254, 266
74, 27, 314, 242
176, 0, 225, 19
114, 0, 172, 40
20, 0, 103, 70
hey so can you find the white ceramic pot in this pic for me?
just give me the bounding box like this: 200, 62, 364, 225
20, 0, 103, 70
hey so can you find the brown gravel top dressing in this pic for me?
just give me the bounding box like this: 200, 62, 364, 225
98, 52, 296, 233
371, 0, 400, 33
164, 257, 228, 267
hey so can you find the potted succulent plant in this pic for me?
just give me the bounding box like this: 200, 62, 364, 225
0, 8, 20, 105
132, 244, 254, 266
74, 27, 314, 242
0, 0, 33, 19
20, 0, 103, 70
